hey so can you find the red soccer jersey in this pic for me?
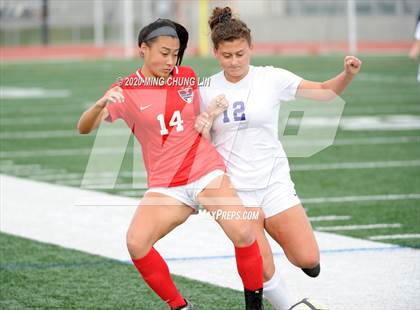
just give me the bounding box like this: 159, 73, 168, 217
105, 66, 225, 187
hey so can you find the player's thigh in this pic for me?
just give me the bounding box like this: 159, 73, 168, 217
197, 174, 254, 246
264, 204, 320, 268
127, 192, 193, 257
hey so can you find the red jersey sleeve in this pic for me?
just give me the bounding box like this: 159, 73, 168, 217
104, 82, 127, 123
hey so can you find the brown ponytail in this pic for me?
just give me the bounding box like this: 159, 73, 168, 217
208, 6, 251, 49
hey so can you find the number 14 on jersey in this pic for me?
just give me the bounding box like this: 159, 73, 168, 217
157, 111, 184, 135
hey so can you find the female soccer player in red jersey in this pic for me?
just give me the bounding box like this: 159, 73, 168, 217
78, 19, 265, 310
196, 7, 362, 310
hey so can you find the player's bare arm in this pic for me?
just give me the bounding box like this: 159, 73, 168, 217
78, 86, 124, 134
297, 56, 362, 101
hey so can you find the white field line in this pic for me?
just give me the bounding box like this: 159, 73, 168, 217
0, 170, 148, 181
2, 103, 419, 117
1, 136, 419, 158
317, 223, 402, 231
308, 215, 352, 222
286, 136, 420, 146
0, 129, 129, 139
305, 73, 418, 84
285, 115, 420, 131
73, 193, 420, 207
344, 105, 420, 114
1, 123, 419, 143
369, 234, 420, 241
0, 160, 14, 166
2, 160, 417, 184
291, 160, 420, 171
0, 164, 43, 172
0, 104, 89, 116
356, 73, 419, 84
2, 114, 420, 129
0, 148, 112, 158
301, 194, 420, 204
0, 116, 78, 125
0, 87, 71, 99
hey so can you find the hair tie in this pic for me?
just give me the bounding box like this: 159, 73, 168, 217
218, 12, 231, 23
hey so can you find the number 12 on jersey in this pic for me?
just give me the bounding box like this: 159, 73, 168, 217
223, 101, 246, 123
157, 111, 184, 135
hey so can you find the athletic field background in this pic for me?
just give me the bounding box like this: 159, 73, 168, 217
1, 55, 419, 309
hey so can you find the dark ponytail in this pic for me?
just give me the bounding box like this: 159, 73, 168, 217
138, 18, 189, 66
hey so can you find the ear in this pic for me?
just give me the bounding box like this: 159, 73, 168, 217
213, 47, 218, 57
139, 42, 148, 57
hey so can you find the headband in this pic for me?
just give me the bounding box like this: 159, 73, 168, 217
143, 26, 178, 42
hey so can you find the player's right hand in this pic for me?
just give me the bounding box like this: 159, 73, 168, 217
207, 94, 229, 117
195, 112, 213, 134
96, 86, 125, 108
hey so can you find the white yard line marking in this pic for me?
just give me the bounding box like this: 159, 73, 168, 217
369, 234, 420, 241
0, 129, 130, 139
302, 194, 420, 204
291, 160, 420, 171
0, 116, 77, 125
285, 136, 420, 146
0, 87, 71, 99
356, 73, 419, 84
1, 136, 418, 158
317, 223, 402, 231
2, 114, 420, 130
344, 105, 420, 114
286, 115, 420, 131
309, 215, 352, 222
1, 104, 87, 115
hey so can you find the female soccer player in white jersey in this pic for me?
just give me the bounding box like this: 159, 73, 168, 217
197, 7, 362, 310
78, 18, 265, 310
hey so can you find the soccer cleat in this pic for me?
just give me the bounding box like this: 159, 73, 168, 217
301, 264, 320, 278
288, 298, 328, 310
172, 299, 194, 310
244, 288, 264, 310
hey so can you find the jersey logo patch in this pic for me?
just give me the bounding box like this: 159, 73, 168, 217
178, 87, 193, 104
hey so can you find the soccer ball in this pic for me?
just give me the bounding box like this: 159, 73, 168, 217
289, 298, 329, 310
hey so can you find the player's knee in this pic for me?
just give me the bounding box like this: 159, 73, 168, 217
230, 225, 255, 247
126, 229, 153, 259
298, 251, 321, 277
296, 252, 320, 273
262, 262, 275, 282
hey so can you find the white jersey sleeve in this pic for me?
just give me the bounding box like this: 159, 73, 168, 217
199, 86, 208, 113
267, 66, 303, 102
415, 21, 420, 40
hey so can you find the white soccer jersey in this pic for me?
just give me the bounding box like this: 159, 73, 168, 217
200, 65, 302, 190
415, 21, 420, 40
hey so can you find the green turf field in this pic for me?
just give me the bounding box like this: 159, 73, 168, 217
1, 55, 419, 308
0, 233, 274, 309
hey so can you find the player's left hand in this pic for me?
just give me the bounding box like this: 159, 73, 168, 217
207, 94, 229, 117
344, 56, 362, 76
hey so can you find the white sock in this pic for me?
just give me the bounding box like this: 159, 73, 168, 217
263, 267, 295, 310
